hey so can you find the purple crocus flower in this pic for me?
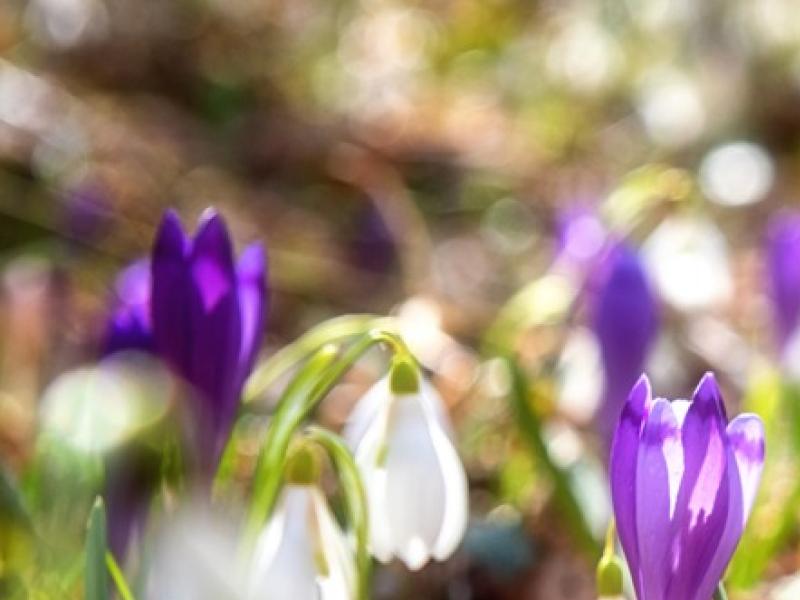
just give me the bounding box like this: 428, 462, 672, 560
100, 209, 267, 558
592, 244, 659, 449
610, 373, 765, 600
150, 209, 267, 473
765, 211, 800, 352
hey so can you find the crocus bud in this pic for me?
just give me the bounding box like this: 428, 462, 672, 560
610, 373, 765, 600
150, 209, 268, 472
248, 484, 356, 600
593, 244, 658, 450
344, 375, 468, 570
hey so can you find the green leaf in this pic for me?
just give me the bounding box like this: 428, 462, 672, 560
85, 497, 108, 600
0, 468, 32, 530
503, 356, 601, 557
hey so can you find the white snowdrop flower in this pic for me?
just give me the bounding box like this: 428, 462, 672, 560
248, 484, 356, 600
344, 364, 468, 571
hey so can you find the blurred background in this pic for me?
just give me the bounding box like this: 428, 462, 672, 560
2, 0, 800, 598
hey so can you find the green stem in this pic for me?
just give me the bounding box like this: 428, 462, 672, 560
504, 356, 601, 557
713, 583, 728, 600
304, 427, 371, 600
243, 328, 411, 549
243, 314, 386, 404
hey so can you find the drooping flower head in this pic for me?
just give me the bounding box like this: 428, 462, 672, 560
344, 369, 468, 571
610, 373, 765, 600
593, 244, 659, 449
248, 484, 356, 600
765, 211, 800, 353
150, 209, 267, 472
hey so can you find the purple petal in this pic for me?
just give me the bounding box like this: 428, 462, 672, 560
666, 373, 731, 600
610, 374, 652, 598
594, 244, 659, 448
102, 260, 154, 356
151, 210, 192, 375
187, 211, 242, 464
766, 212, 800, 350
726, 414, 765, 525
635, 399, 680, 600
235, 243, 267, 389
692, 415, 764, 597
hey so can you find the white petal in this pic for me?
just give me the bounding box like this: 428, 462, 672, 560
430, 417, 469, 560
310, 488, 357, 600
343, 377, 392, 450
248, 487, 321, 600
351, 392, 394, 563
384, 393, 447, 570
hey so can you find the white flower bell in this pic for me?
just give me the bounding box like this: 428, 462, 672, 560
248, 461, 356, 600
344, 360, 468, 570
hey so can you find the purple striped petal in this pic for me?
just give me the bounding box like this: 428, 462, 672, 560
690, 414, 764, 599
727, 414, 765, 522
635, 398, 679, 600
610, 374, 652, 598
186, 210, 242, 465
766, 212, 800, 351
666, 373, 731, 600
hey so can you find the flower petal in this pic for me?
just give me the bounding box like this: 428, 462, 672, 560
635, 398, 680, 600
610, 374, 651, 598
666, 373, 731, 600
384, 394, 448, 570
248, 486, 320, 600
344, 378, 392, 451
430, 419, 468, 560
187, 210, 242, 461
693, 414, 765, 599
311, 488, 357, 600
151, 210, 192, 373
236, 243, 267, 389
727, 413, 765, 524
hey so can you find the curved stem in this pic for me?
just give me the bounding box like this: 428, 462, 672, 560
304, 427, 371, 600
243, 314, 388, 404
713, 584, 728, 600
242, 328, 412, 550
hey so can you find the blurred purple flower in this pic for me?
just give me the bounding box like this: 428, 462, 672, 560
62, 182, 111, 243
592, 244, 659, 448
101, 209, 267, 558
349, 205, 396, 273
102, 260, 154, 356
765, 211, 800, 352
151, 208, 268, 472
610, 373, 764, 600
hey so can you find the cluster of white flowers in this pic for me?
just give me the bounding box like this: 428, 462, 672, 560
146, 370, 468, 600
